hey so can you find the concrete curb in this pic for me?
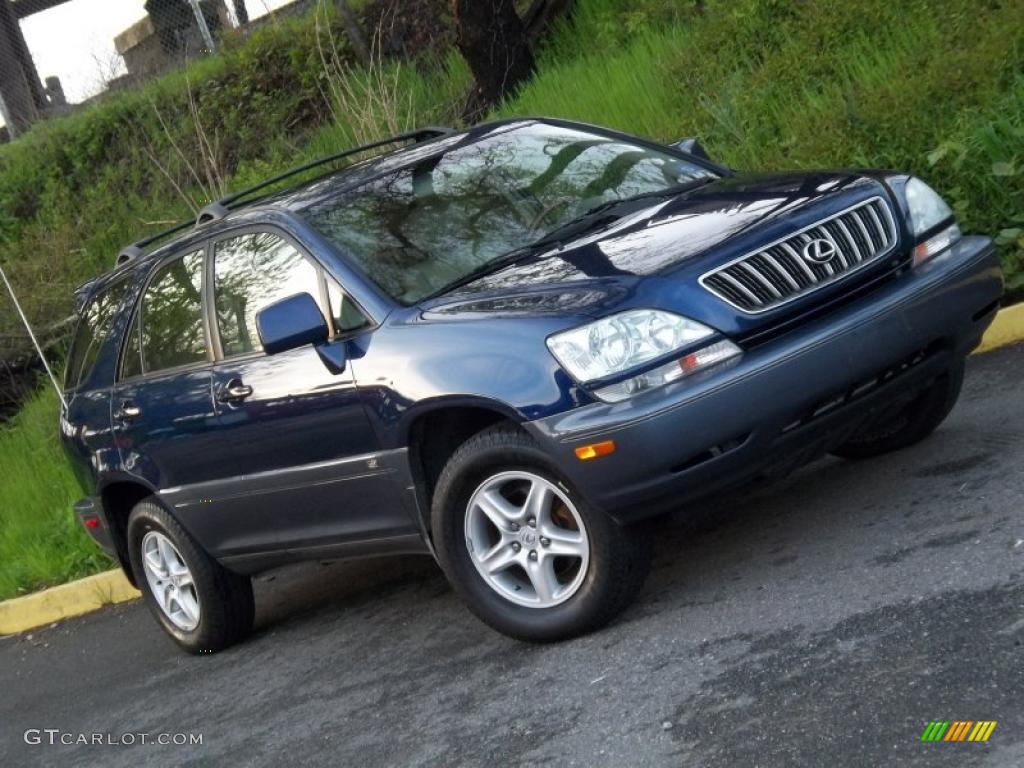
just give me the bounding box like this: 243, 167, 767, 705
1, 303, 1022, 636
0, 570, 139, 635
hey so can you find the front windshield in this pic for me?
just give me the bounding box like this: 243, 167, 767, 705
303, 122, 717, 304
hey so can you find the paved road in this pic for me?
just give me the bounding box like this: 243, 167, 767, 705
2, 344, 1022, 768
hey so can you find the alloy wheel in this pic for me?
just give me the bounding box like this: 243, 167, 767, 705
464, 471, 590, 608
141, 530, 201, 631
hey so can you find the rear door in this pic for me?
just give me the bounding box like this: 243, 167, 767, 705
111, 249, 222, 491
190, 229, 413, 559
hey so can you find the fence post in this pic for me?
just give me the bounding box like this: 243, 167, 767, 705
0, 0, 47, 136
186, 0, 216, 51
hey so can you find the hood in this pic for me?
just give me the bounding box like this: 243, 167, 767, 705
421, 170, 889, 319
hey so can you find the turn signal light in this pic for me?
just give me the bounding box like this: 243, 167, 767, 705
913, 223, 961, 266
574, 440, 616, 460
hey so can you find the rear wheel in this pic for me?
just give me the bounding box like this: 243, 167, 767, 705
831, 360, 965, 459
432, 425, 651, 642
127, 498, 254, 654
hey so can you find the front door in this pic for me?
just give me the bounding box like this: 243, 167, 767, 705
185, 230, 414, 560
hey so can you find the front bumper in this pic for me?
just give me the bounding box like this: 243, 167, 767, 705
525, 236, 1003, 523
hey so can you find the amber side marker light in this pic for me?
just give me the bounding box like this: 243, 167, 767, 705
575, 440, 616, 460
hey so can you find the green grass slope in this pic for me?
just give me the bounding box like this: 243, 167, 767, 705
0, 386, 112, 598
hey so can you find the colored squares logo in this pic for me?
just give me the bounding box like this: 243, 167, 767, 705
921, 721, 997, 742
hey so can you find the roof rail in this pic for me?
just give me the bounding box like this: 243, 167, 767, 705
113, 127, 455, 267
196, 202, 230, 226
212, 126, 455, 213
114, 220, 195, 266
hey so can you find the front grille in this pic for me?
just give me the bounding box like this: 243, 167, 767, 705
700, 197, 898, 313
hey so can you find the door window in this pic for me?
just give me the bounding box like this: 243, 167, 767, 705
326, 278, 370, 335
65, 278, 129, 389
138, 250, 207, 373
121, 310, 143, 380
213, 232, 325, 357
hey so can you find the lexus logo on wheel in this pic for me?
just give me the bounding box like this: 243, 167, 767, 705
802, 238, 838, 264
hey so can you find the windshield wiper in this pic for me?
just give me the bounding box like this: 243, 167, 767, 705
422, 210, 624, 301
577, 176, 716, 220
527, 177, 716, 252
421, 177, 715, 301
419, 245, 542, 301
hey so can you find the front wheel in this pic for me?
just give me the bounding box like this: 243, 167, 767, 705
127, 498, 254, 654
431, 426, 651, 642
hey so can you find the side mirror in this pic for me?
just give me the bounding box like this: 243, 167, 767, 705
670, 137, 712, 163
256, 292, 347, 374
257, 292, 328, 354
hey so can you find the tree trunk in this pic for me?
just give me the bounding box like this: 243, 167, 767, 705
452, 0, 535, 118
522, 0, 574, 45
337, 0, 371, 66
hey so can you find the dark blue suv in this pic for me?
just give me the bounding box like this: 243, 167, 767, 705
61, 118, 1003, 652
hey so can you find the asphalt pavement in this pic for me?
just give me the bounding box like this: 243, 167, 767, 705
2, 344, 1022, 768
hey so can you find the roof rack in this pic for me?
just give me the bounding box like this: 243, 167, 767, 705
115, 220, 195, 266
113, 126, 455, 266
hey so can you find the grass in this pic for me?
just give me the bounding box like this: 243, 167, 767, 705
1, 0, 1022, 598
0, 387, 113, 600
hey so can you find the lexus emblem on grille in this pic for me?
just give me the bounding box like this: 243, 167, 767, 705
802, 238, 838, 264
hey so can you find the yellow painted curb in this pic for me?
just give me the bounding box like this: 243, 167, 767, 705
0, 570, 139, 635
975, 302, 1024, 354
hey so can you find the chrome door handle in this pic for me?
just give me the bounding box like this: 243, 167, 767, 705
114, 402, 140, 421
218, 381, 253, 403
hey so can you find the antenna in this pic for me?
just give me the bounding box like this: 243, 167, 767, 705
0, 264, 67, 410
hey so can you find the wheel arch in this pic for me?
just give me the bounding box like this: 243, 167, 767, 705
404, 399, 527, 536
98, 477, 158, 586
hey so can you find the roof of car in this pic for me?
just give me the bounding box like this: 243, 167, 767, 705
76, 117, 713, 304
77, 121, 552, 300
73, 126, 470, 301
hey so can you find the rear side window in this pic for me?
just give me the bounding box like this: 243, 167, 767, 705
136, 250, 208, 373
213, 232, 324, 357
65, 280, 129, 390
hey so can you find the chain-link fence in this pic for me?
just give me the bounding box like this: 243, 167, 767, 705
0, 0, 312, 411
0, 0, 308, 141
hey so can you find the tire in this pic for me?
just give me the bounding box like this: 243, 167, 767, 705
127, 498, 254, 654
831, 359, 965, 460
431, 425, 652, 642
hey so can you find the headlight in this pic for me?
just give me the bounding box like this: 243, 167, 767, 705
903, 177, 960, 266
546, 309, 742, 402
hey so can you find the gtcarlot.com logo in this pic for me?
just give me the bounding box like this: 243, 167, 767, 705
24, 729, 203, 747
920, 721, 997, 742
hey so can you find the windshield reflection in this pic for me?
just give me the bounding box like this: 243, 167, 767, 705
302, 122, 716, 303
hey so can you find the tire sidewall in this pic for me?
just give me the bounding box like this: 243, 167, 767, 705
127, 500, 213, 650
432, 436, 621, 640
835, 359, 966, 458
